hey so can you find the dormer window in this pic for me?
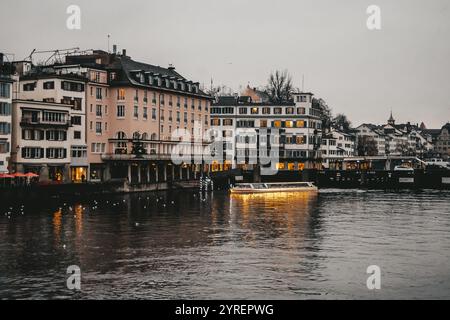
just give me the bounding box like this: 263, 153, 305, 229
188, 84, 192, 92
165, 79, 170, 88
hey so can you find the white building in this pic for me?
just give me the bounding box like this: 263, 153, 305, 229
0, 70, 13, 173
354, 124, 386, 156
321, 129, 355, 169
355, 113, 433, 157
11, 100, 72, 182
11, 63, 88, 182
210, 92, 323, 173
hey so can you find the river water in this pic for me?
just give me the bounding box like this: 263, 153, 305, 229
0, 189, 449, 299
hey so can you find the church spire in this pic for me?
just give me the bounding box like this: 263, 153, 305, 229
388, 110, 395, 125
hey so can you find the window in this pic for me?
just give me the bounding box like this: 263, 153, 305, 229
91, 143, 106, 154
260, 120, 267, 128
0, 122, 11, 135
176, 111, 180, 123
211, 119, 220, 126
262, 107, 270, 114
273, 121, 282, 128
96, 122, 102, 134
47, 148, 67, 159
296, 120, 305, 128
285, 121, 294, 128
71, 146, 87, 158
286, 107, 294, 114
184, 112, 187, 123
71, 116, 81, 125
23, 83, 35, 91
74, 131, 81, 139
0, 142, 9, 154
239, 107, 248, 114
61, 81, 84, 92
251, 107, 259, 114
117, 89, 125, 100
152, 108, 157, 120
43, 81, 54, 90
96, 87, 102, 99
143, 107, 148, 119
274, 107, 282, 114
297, 107, 306, 115
46, 130, 66, 141
0, 83, 11, 97
191, 98, 195, 109
22, 147, 44, 159
223, 119, 233, 126
0, 103, 11, 116
134, 106, 139, 118
160, 94, 165, 106
96, 105, 102, 117
117, 105, 125, 117
296, 136, 305, 144
169, 95, 173, 106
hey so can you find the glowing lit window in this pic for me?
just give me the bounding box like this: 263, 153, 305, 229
276, 162, 285, 170
296, 120, 305, 128
273, 121, 281, 128
285, 121, 293, 128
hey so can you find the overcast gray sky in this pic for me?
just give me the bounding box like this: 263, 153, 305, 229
1, 0, 449, 128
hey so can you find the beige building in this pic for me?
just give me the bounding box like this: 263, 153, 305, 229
436, 123, 450, 160
64, 50, 212, 183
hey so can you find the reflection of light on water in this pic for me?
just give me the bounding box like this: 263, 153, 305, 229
52, 208, 62, 245
229, 191, 318, 243
74, 204, 83, 236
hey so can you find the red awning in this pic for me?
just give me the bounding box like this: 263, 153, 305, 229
24, 172, 39, 177
12, 173, 28, 177
0, 173, 15, 178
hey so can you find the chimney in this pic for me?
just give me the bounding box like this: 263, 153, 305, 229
112, 45, 117, 54
122, 49, 127, 56
168, 64, 175, 71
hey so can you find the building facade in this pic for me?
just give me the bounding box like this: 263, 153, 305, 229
11, 100, 73, 182
0, 60, 13, 173
210, 92, 323, 173
436, 123, 450, 160
321, 129, 355, 169
11, 66, 88, 182
64, 50, 212, 183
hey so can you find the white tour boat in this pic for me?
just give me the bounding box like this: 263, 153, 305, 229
229, 182, 318, 194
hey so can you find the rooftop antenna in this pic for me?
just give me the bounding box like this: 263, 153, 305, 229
107, 34, 111, 53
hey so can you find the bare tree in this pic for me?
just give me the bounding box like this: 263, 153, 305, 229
333, 113, 352, 132
265, 70, 294, 103
357, 136, 378, 156
313, 98, 332, 132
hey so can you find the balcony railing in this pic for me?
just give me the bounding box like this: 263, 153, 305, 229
20, 117, 71, 127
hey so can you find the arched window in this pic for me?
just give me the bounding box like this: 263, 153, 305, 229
141, 133, 148, 140
151, 133, 157, 140
114, 132, 127, 154
115, 131, 127, 140
132, 131, 141, 140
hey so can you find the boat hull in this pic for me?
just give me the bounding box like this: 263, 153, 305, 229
230, 186, 318, 194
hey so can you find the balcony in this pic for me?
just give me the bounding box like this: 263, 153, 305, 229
20, 117, 71, 128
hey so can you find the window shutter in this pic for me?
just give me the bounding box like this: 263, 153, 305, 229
21, 148, 26, 158
46, 148, 50, 158
63, 149, 67, 158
